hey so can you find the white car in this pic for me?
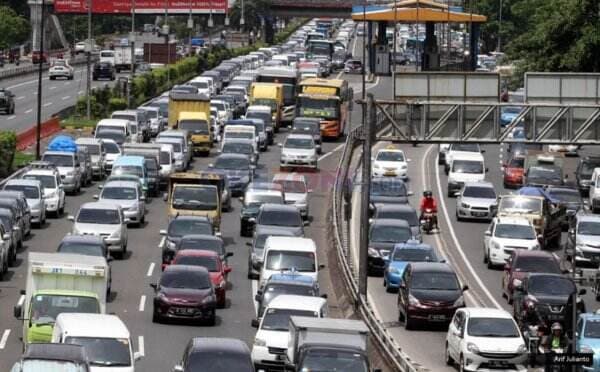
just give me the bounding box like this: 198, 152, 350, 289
22, 163, 66, 216
444, 143, 482, 174
279, 134, 318, 170
211, 100, 232, 124
483, 217, 540, 268
4, 179, 46, 226
49, 59, 74, 80
446, 307, 527, 371
371, 146, 411, 179
548, 144, 578, 156
272, 172, 311, 218
95, 180, 146, 226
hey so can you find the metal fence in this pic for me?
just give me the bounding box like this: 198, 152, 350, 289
0, 54, 97, 80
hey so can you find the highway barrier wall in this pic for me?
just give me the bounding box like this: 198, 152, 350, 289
0, 132, 16, 178
16, 117, 61, 151
0, 54, 98, 80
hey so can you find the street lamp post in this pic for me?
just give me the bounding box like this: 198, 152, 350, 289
164, 0, 170, 84
188, 1, 194, 56
208, 0, 214, 48
35, 0, 46, 160
86, 0, 92, 119
240, 0, 245, 28
128, 0, 136, 108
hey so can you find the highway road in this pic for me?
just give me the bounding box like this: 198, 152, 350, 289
349, 137, 600, 370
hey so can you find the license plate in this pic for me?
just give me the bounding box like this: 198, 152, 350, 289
472, 212, 487, 217
384, 171, 396, 176
489, 361, 508, 367
548, 314, 563, 321
429, 314, 446, 321
174, 307, 195, 315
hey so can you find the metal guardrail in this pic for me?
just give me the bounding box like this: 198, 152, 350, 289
331, 106, 429, 372
0, 54, 97, 80
0, 167, 28, 187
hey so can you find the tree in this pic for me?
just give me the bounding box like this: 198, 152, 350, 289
0, 0, 28, 17
0, 6, 30, 49
228, 0, 272, 32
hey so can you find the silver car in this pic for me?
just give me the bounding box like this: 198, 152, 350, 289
41, 151, 82, 194
567, 213, 600, 267
272, 173, 311, 219
3, 179, 46, 227
95, 181, 146, 226
279, 134, 318, 170
68, 202, 129, 259
76, 137, 106, 180
455, 181, 498, 221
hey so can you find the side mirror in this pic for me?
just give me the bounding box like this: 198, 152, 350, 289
224, 266, 232, 273
208, 164, 214, 168
238, 197, 244, 202
319, 264, 326, 270
226, 252, 234, 257
565, 174, 569, 179
251, 318, 260, 328
149, 283, 158, 291
569, 228, 575, 235
579, 288, 587, 296
93, 194, 99, 200
124, 218, 132, 224
484, 230, 491, 237
163, 193, 168, 202
303, 220, 310, 226
481, 149, 486, 153
98, 185, 104, 189
307, 189, 313, 193
277, 143, 283, 147
245, 242, 252, 247
133, 351, 143, 361
107, 256, 114, 262
462, 284, 469, 291
407, 191, 414, 196
160, 229, 167, 236
399, 281, 406, 289
173, 365, 184, 372
67, 215, 75, 222
14, 295, 24, 319
454, 191, 461, 197
140, 196, 146, 201
406, 158, 412, 162
485, 167, 489, 173
513, 279, 523, 290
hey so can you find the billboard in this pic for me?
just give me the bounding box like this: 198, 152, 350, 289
54, 0, 228, 14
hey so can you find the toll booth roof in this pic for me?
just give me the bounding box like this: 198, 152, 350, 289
351, 0, 487, 23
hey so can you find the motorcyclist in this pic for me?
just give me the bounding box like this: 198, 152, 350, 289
419, 190, 438, 229
540, 322, 569, 352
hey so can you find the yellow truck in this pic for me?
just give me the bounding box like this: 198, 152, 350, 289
168, 92, 212, 155
165, 172, 222, 231
249, 82, 284, 131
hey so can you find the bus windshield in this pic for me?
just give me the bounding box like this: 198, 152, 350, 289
298, 97, 339, 119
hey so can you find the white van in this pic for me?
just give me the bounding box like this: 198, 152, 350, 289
99, 50, 115, 65
156, 137, 186, 171
588, 168, 600, 213
52, 313, 142, 371
188, 76, 214, 96
96, 118, 130, 139
259, 237, 320, 288
251, 294, 327, 370
222, 125, 257, 152
447, 152, 487, 197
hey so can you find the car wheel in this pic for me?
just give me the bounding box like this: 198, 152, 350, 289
206, 309, 216, 326
59, 204, 64, 217
398, 309, 405, 322
456, 211, 462, 221
152, 309, 160, 323
483, 246, 488, 263
141, 213, 145, 225
445, 342, 454, 365
404, 313, 415, 330
486, 250, 494, 269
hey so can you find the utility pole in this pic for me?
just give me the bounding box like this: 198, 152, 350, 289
86, 0, 92, 119
497, 0, 503, 52
35, 0, 46, 160
358, 93, 374, 303
187, 2, 193, 56
164, 0, 170, 84
129, 0, 136, 108
240, 0, 245, 29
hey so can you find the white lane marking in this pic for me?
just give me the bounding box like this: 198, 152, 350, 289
434, 152, 503, 310
7, 115, 15, 120
16, 96, 25, 100
351, 34, 359, 58
354, 76, 381, 94
336, 71, 343, 79
7, 78, 38, 90
138, 336, 145, 357
43, 102, 53, 107
139, 295, 146, 312
62, 95, 71, 100
49, 86, 57, 90
146, 262, 155, 277
24, 109, 32, 114
0, 329, 10, 349
252, 279, 258, 315
318, 143, 345, 161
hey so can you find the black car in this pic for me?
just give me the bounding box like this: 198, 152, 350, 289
576, 156, 600, 196
513, 273, 585, 333
144, 157, 160, 196
369, 177, 413, 205
545, 186, 584, 228
372, 203, 421, 242
0, 89, 15, 114
398, 262, 467, 329
368, 218, 413, 275
92, 62, 115, 81
292, 117, 322, 154
239, 189, 284, 237
173, 337, 254, 372
524, 164, 565, 187
209, 154, 254, 196
160, 216, 216, 267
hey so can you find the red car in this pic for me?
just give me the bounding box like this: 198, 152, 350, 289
31, 51, 48, 64
172, 249, 232, 308
503, 155, 525, 188
501, 249, 563, 304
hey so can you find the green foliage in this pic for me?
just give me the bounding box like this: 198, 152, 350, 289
13, 151, 34, 169
229, 0, 272, 33
108, 98, 128, 112
60, 117, 98, 128
0, 6, 30, 49
0, 131, 16, 177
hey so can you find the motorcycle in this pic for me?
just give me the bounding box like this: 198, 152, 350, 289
420, 209, 435, 234
538, 346, 566, 372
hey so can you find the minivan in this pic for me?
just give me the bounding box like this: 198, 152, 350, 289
259, 236, 321, 288
447, 152, 487, 197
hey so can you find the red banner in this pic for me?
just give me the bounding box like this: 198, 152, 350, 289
54, 0, 228, 14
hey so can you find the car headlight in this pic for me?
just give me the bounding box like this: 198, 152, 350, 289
373, 163, 381, 170
167, 240, 176, 250
467, 342, 480, 354
110, 230, 121, 239
254, 338, 267, 347
460, 202, 470, 208
400, 164, 408, 170
128, 205, 138, 211
387, 266, 399, 274
517, 344, 528, 354
580, 345, 594, 354
368, 247, 380, 257
453, 296, 464, 307
45, 190, 57, 198
408, 294, 420, 306
201, 295, 216, 304
491, 241, 501, 250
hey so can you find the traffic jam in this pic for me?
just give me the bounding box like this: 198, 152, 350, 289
0, 18, 388, 372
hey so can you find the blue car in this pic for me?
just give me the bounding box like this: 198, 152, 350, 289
383, 240, 440, 292
500, 106, 523, 127
576, 312, 600, 371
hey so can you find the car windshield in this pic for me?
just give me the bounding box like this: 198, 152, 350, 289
467, 318, 520, 338
266, 250, 316, 272
376, 209, 418, 225
509, 157, 525, 168
186, 350, 254, 370
77, 208, 120, 224
145, 160, 158, 172
24, 174, 56, 189
503, 106, 522, 114
370, 224, 411, 243
411, 272, 460, 290
578, 221, 600, 236
4, 185, 40, 199
463, 186, 496, 199
247, 112, 272, 126
101, 187, 137, 200
580, 161, 600, 176
96, 131, 125, 144
65, 337, 130, 367
214, 156, 250, 170
514, 256, 561, 273
258, 210, 301, 227
212, 102, 226, 111
528, 276, 575, 296
393, 248, 437, 262
584, 320, 600, 338
143, 110, 158, 119
19, 360, 86, 372
301, 349, 368, 372
30, 294, 100, 324
112, 114, 136, 122
285, 137, 314, 149
179, 238, 223, 254
160, 270, 211, 289
274, 180, 306, 194
175, 255, 219, 271
451, 144, 480, 152
80, 144, 100, 155
172, 187, 217, 211
192, 81, 209, 89
529, 166, 562, 180
371, 180, 407, 197
495, 224, 536, 239
159, 141, 181, 152
293, 122, 319, 134
262, 283, 316, 305
226, 131, 254, 140
168, 219, 212, 237
298, 97, 339, 119
159, 151, 170, 165
452, 160, 483, 174
499, 197, 542, 214
548, 189, 581, 204
261, 308, 318, 331
377, 151, 404, 162
179, 120, 209, 135
103, 141, 120, 154
58, 242, 104, 256
112, 165, 143, 178
246, 194, 283, 207
222, 142, 254, 155
42, 154, 73, 167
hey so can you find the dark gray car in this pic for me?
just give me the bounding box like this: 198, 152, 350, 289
373, 204, 421, 242
370, 177, 413, 205
254, 204, 307, 239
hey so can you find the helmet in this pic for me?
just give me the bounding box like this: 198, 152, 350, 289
551, 322, 563, 332
423, 190, 432, 198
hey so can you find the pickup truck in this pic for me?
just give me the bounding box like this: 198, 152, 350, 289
496, 194, 565, 249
